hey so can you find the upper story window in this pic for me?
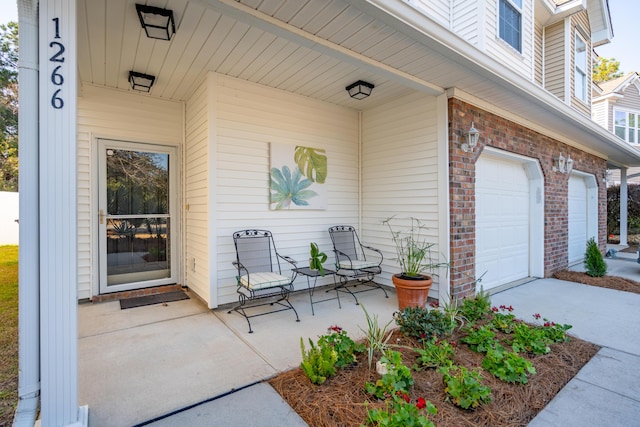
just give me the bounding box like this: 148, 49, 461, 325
499, 0, 522, 52
614, 110, 640, 144
575, 33, 587, 102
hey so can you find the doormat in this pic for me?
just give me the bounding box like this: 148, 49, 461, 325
120, 290, 190, 310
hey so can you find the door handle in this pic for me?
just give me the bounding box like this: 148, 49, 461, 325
99, 209, 104, 224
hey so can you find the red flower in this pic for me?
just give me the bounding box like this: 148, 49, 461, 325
416, 397, 427, 409
533, 313, 541, 320
328, 325, 342, 333
491, 306, 499, 312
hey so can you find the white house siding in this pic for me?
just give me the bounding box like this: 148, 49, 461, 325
452, 0, 480, 45
544, 21, 565, 100
592, 101, 607, 129
407, 0, 451, 27
483, 0, 534, 78
185, 77, 212, 304
213, 74, 360, 306
570, 12, 591, 116
361, 93, 441, 297
77, 85, 183, 300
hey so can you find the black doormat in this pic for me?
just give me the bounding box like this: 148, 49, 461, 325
120, 290, 190, 310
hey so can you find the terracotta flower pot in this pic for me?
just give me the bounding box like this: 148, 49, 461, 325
392, 274, 433, 310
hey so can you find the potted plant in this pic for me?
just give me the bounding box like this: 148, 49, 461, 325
383, 216, 449, 310
309, 242, 328, 276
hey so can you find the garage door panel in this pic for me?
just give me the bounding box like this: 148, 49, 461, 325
476, 155, 530, 290
568, 175, 588, 263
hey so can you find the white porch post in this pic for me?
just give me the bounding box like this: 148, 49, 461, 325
620, 168, 628, 246
38, 0, 87, 425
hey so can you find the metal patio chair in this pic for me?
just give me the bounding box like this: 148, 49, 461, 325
328, 225, 389, 304
230, 229, 299, 333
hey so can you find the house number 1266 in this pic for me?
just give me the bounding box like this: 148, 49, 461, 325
49, 17, 65, 109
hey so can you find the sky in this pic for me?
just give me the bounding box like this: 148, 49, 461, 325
0, 0, 637, 71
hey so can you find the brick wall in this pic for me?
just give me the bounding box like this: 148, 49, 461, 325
448, 98, 607, 300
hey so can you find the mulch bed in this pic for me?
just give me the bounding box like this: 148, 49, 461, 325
269, 272, 640, 426
553, 270, 640, 295
269, 328, 599, 427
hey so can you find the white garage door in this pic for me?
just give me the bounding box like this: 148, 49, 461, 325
568, 174, 588, 264
476, 155, 530, 290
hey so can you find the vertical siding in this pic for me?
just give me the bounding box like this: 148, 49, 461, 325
544, 21, 566, 100
185, 77, 211, 303
361, 93, 441, 296
570, 11, 591, 116
77, 85, 183, 299
214, 74, 360, 305
484, 0, 534, 78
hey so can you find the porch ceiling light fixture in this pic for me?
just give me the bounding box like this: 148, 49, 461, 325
553, 153, 574, 174
128, 71, 156, 92
136, 4, 176, 41
346, 80, 375, 100
461, 122, 480, 152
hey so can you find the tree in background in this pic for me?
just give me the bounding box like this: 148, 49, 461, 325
607, 184, 640, 238
592, 56, 624, 84
0, 22, 18, 192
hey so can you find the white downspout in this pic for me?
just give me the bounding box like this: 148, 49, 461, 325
620, 168, 628, 246
14, 0, 41, 425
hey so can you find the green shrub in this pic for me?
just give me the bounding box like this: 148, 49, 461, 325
459, 289, 491, 323
510, 323, 551, 355
300, 337, 337, 385
584, 237, 607, 277
481, 344, 536, 384
365, 350, 414, 399
414, 338, 456, 369
461, 325, 496, 353
394, 306, 455, 341
318, 326, 365, 368
440, 365, 491, 409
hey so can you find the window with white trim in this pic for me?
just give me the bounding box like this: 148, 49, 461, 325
614, 110, 640, 144
499, 0, 522, 52
574, 33, 587, 102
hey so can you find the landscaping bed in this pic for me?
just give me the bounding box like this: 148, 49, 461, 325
553, 270, 640, 295
270, 302, 600, 427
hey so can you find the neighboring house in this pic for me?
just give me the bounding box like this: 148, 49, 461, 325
17, 0, 640, 425
592, 72, 640, 185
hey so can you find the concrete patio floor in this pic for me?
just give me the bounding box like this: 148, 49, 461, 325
78, 284, 397, 426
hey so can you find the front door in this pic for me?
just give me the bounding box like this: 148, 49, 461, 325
98, 139, 178, 294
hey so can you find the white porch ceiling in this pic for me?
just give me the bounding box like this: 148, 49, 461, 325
77, 0, 640, 167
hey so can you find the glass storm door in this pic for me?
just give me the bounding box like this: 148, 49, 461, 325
98, 140, 177, 293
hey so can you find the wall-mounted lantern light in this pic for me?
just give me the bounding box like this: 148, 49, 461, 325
553, 153, 574, 174
345, 80, 375, 100
461, 122, 480, 152
136, 4, 176, 41
129, 71, 156, 92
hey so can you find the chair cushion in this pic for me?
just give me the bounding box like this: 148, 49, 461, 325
239, 272, 291, 290
338, 260, 379, 270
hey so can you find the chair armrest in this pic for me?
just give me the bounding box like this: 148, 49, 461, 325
232, 260, 250, 284
278, 254, 298, 267
362, 245, 383, 264
332, 249, 355, 268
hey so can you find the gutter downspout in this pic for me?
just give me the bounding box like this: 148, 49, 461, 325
14, 0, 41, 425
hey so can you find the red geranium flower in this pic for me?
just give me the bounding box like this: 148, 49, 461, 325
416, 397, 427, 409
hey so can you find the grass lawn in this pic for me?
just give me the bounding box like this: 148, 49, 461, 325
0, 245, 18, 426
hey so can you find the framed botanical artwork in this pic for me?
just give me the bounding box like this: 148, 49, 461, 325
270, 143, 327, 210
